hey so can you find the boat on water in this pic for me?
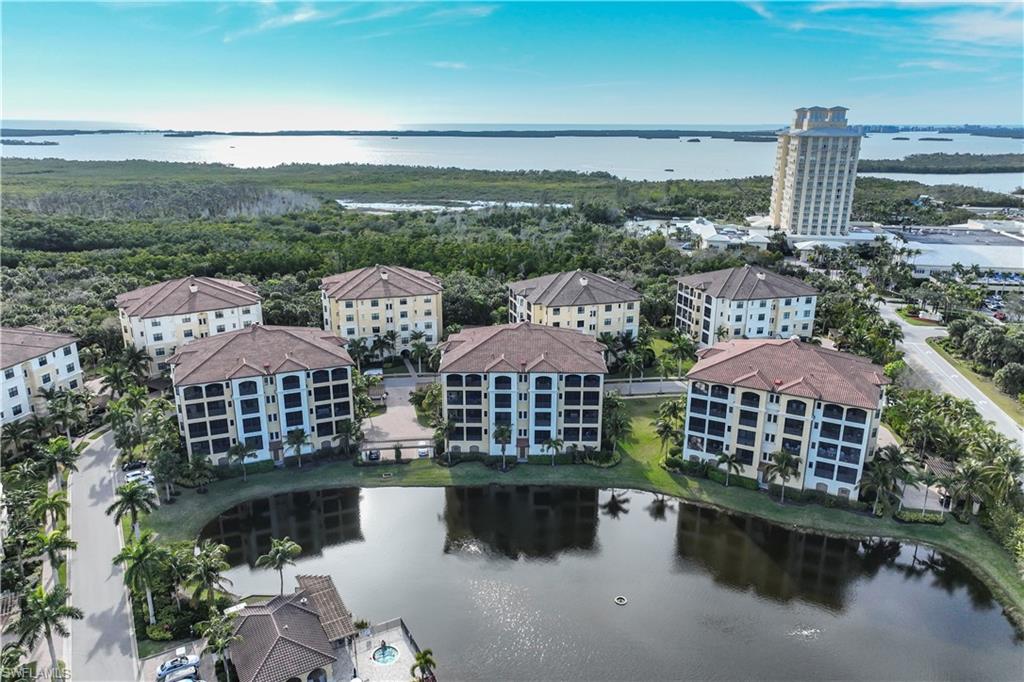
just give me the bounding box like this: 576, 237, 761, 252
687, 138, 701, 142
664, 168, 675, 172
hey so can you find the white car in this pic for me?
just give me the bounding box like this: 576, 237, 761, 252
156, 654, 200, 680
164, 666, 200, 682
125, 470, 155, 485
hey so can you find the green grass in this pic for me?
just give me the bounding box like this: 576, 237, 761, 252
138, 637, 193, 661
927, 338, 1024, 426
382, 364, 410, 376
895, 308, 943, 327
143, 397, 1024, 628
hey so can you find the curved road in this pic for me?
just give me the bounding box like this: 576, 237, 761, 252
880, 303, 1022, 448
68, 429, 138, 682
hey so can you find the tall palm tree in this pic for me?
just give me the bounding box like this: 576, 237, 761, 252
120, 346, 152, 382
622, 351, 643, 395
859, 461, 898, 516
346, 338, 370, 372
255, 537, 302, 596
409, 329, 426, 344
657, 398, 685, 426
763, 450, 800, 504
410, 341, 430, 374
47, 390, 88, 442
948, 461, 984, 519
5, 583, 83, 674
98, 362, 133, 398
432, 419, 454, 465
716, 451, 743, 487
410, 648, 437, 681
596, 332, 620, 365
381, 330, 399, 361
981, 450, 1024, 504
113, 532, 167, 625
493, 423, 512, 471
285, 429, 310, 469
370, 336, 388, 363
917, 468, 938, 513
332, 419, 361, 458
25, 414, 54, 442
226, 442, 258, 481
665, 330, 696, 376
875, 445, 918, 511
197, 609, 241, 682
30, 491, 69, 529
2, 420, 31, 458
37, 437, 80, 491
543, 438, 563, 467
189, 540, 233, 612
31, 527, 77, 570
106, 481, 159, 539
654, 418, 676, 453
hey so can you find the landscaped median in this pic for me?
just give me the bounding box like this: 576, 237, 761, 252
143, 398, 1024, 629
927, 337, 1024, 426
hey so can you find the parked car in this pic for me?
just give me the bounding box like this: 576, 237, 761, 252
994, 311, 1007, 321
156, 655, 200, 680
121, 460, 148, 472
164, 666, 200, 682
125, 469, 154, 484
366, 449, 381, 461
417, 447, 431, 458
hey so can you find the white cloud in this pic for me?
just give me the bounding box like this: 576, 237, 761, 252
428, 4, 498, 20
743, 2, 773, 20
923, 7, 1023, 47
899, 59, 984, 73
224, 2, 342, 42
430, 61, 468, 70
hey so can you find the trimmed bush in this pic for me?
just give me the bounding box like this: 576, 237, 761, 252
213, 460, 276, 480
706, 467, 759, 490
894, 510, 946, 525
145, 623, 173, 641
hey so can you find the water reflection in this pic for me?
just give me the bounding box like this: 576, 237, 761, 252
200, 488, 363, 567
442, 486, 599, 559
673, 505, 996, 613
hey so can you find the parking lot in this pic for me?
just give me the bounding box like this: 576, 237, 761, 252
361, 377, 434, 461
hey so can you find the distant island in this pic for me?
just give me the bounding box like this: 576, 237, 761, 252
858, 153, 1024, 174
893, 136, 910, 140
919, 137, 953, 142
1, 138, 58, 146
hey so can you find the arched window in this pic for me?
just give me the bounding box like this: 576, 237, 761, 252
534, 376, 553, 390
740, 391, 760, 408
494, 376, 512, 390
331, 367, 348, 382
565, 374, 582, 388
237, 380, 258, 396
282, 375, 301, 390
583, 375, 601, 388
204, 383, 225, 398
312, 370, 330, 384
307, 669, 327, 682
786, 400, 806, 416
446, 375, 463, 387
846, 408, 867, 424
183, 386, 203, 401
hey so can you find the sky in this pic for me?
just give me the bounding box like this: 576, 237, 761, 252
2, 1, 1022, 130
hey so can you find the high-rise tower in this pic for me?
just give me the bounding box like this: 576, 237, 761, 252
769, 106, 862, 237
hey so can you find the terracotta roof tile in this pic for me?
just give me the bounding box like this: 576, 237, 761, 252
1, 326, 78, 369
169, 325, 352, 386
321, 266, 442, 300
116, 276, 260, 318
231, 590, 336, 682
686, 338, 888, 409
439, 322, 608, 374
295, 575, 356, 641
508, 270, 640, 307
677, 265, 817, 300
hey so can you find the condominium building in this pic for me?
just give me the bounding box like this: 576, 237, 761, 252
507, 270, 641, 339
321, 266, 443, 353
769, 106, 862, 237
682, 339, 889, 499
1, 326, 83, 425
438, 322, 608, 458
169, 325, 354, 465
676, 265, 818, 347
116, 276, 263, 376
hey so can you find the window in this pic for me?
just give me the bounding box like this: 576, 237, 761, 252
494, 376, 512, 390
814, 461, 835, 479
345, 301, 354, 309
216, 325, 225, 333
41, 373, 51, 384
3, 368, 13, 379
285, 411, 304, 427
238, 380, 258, 396
188, 422, 209, 438
7, 387, 18, 398
183, 329, 194, 339
282, 375, 301, 390
533, 429, 551, 445
240, 398, 260, 415
535, 376, 552, 390
283, 393, 302, 409
150, 320, 161, 327
207, 400, 227, 416
242, 307, 251, 315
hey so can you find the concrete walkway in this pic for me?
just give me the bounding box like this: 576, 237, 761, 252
363, 378, 433, 453
68, 429, 138, 682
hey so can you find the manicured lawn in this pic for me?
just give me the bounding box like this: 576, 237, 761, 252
927, 338, 1024, 426
138, 637, 192, 661
144, 397, 1024, 627
895, 308, 943, 327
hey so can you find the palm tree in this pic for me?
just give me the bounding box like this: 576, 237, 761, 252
410, 341, 430, 374
255, 537, 302, 596
874, 445, 918, 511
716, 451, 742, 487
948, 461, 984, 519
432, 419, 454, 465
597, 332, 621, 365
2, 420, 31, 457
37, 437, 80, 490
47, 390, 89, 442
622, 351, 643, 395
5, 460, 41, 488
332, 419, 361, 458
197, 609, 241, 682
543, 438, 563, 467
189, 540, 233, 611
859, 461, 899, 516
285, 428, 310, 468
981, 450, 1024, 504
410, 648, 437, 681
370, 336, 388, 362
226, 442, 258, 482
98, 362, 133, 398
25, 414, 54, 442
113, 531, 167, 625
714, 325, 730, 342
31, 527, 77, 570
410, 329, 426, 344
0, 643, 28, 681
120, 346, 152, 382
30, 491, 69, 529
5, 583, 83, 674
763, 450, 800, 504
654, 418, 675, 453
347, 337, 370, 372
106, 481, 159, 539
493, 423, 512, 471
665, 330, 696, 376
917, 468, 938, 513
381, 330, 399, 362
164, 545, 193, 611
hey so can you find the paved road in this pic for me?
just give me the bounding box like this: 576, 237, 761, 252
69, 429, 138, 682
880, 303, 1022, 447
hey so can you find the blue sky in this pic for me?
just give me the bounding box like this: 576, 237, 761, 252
2, 1, 1022, 129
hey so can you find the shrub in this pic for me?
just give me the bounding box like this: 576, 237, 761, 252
582, 450, 620, 468
894, 510, 946, 525
994, 363, 1024, 396
435, 452, 489, 467
146, 623, 173, 641
524, 453, 574, 465
213, 460, 276, 480
663, 456, 707, 478
706, 467, 759, 490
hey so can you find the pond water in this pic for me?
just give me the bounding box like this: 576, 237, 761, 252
200, 486, 1023, 681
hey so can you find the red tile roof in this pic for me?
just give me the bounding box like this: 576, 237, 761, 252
321, 265, 441, 300
687, 338, 888, 409
508, 270, 640, 306
1, 326, 78, 369
116, 276, 260, 318
439, 322, 607, 374
677, 265, 817, 301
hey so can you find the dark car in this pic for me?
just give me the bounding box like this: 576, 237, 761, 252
121, 460, 148, 473
366, 450, 381, 461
